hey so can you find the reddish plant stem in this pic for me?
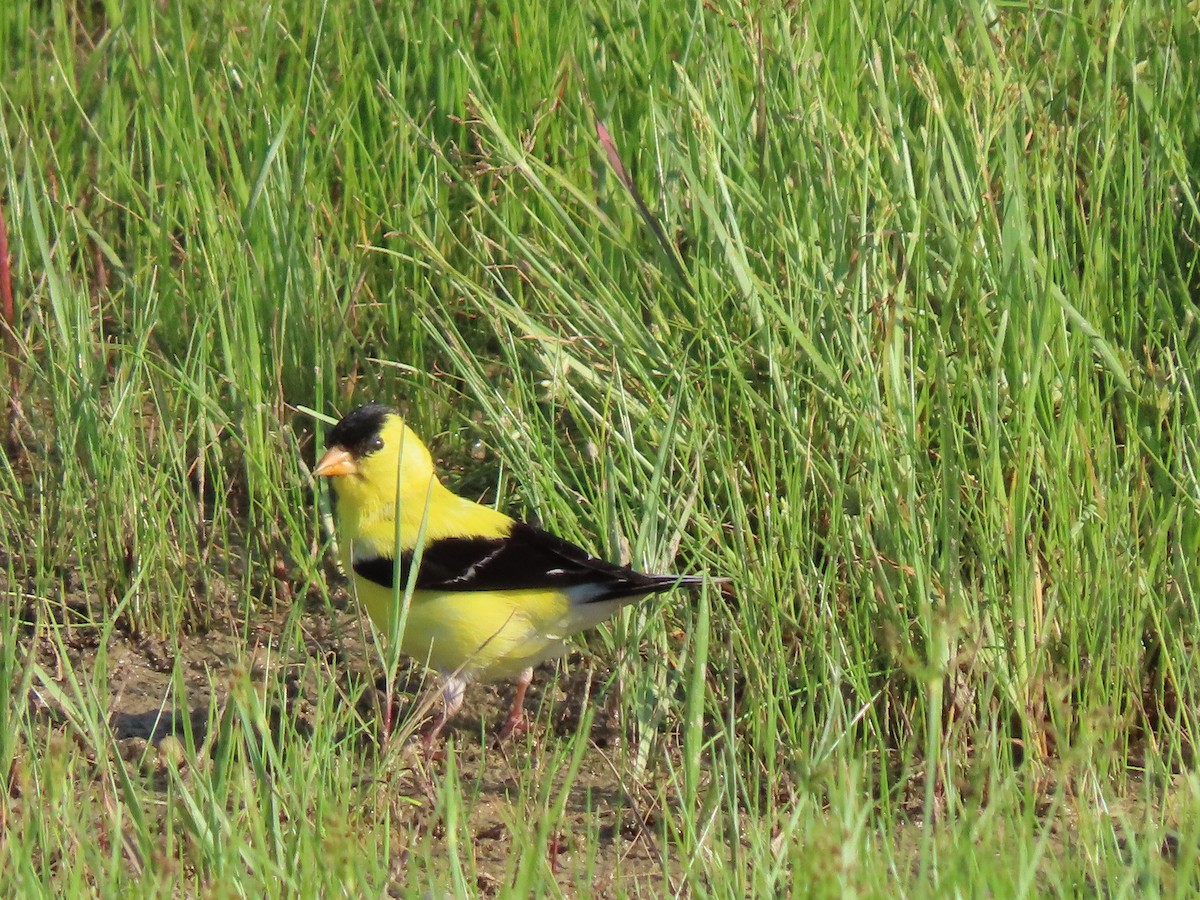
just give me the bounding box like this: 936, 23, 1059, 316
594, 117, 694, 297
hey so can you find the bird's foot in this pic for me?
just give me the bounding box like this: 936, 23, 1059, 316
418, 723, 452, 760
419, 741, 449, 762
496, 710, 529, 742
495, 667, 534, 743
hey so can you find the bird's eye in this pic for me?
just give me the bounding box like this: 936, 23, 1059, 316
369, 436, 384, 452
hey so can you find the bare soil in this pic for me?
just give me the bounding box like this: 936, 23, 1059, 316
18, 582, 681, 895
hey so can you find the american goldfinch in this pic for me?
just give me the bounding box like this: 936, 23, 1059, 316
313, 403, 711, 745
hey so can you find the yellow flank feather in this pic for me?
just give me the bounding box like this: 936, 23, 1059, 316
358, 585, 572, 680
312, 403, 713, 746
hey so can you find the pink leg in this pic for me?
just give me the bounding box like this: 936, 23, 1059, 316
497, 667, 534, 740
421, 674, 466, 751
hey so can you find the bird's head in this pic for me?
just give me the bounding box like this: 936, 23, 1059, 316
313, 404, 438, 514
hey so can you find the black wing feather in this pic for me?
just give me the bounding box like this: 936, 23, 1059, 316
352, 523, 684, 604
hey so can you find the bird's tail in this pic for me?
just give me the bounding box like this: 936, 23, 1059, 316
646, 573, 735, 603
649, 573, 722, 590
590, 572, 732, 605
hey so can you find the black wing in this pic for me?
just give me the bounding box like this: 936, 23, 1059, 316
352, 522, 696, 604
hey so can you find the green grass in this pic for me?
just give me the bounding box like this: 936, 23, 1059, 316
2, 0, 1199, 894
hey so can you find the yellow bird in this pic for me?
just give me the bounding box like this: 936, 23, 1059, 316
313, 403, 713, 745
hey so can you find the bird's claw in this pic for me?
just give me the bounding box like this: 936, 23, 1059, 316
496, 712, 529, 742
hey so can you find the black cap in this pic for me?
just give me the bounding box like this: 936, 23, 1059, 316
327, 404, 393, 458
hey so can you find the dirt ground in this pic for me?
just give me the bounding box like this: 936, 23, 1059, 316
17, 578, 681, 895
13, 562, 1190, 895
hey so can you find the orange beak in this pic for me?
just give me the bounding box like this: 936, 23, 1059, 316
313, 446, 358, 478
